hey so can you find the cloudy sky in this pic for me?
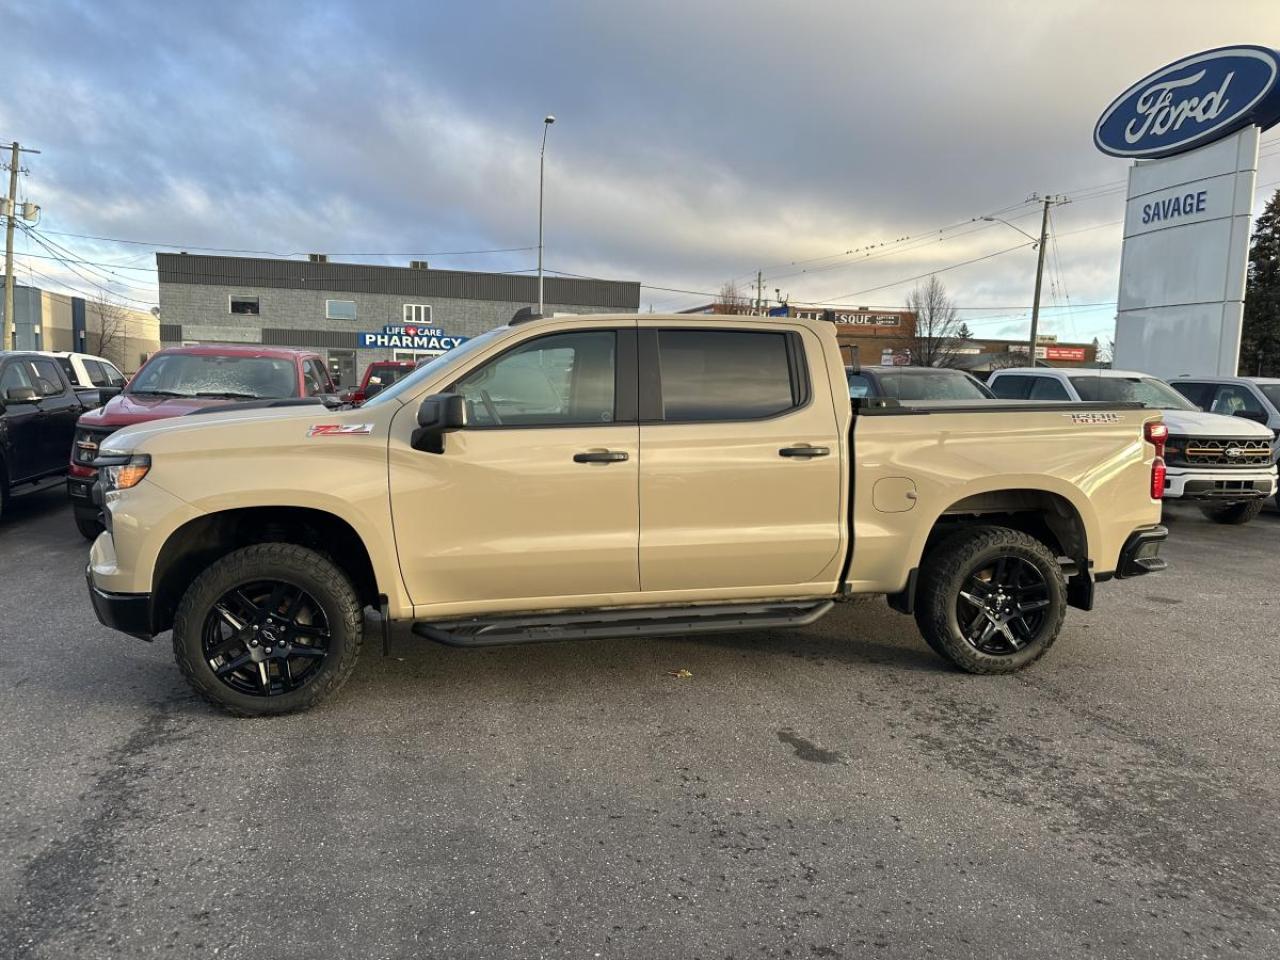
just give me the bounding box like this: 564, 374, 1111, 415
3, 0, 1279, 343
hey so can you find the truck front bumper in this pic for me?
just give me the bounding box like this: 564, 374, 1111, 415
86, 565, 154, 640
1164, 467, 1275, 500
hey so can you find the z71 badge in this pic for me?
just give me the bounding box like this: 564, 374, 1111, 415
1065, 413, 1123, 424
308, 423, 374, 437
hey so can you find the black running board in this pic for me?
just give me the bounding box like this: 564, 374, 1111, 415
412, 599, 835, 647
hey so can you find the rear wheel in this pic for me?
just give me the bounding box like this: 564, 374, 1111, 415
172, 543, 364, 716
1198, 500, 1264, 525
914, 525, 1066, 674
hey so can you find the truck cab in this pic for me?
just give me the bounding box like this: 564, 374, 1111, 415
988, 367, 1276, 523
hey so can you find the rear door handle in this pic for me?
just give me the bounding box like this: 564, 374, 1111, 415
573, 450, 629, 464
779, 446, 830, 458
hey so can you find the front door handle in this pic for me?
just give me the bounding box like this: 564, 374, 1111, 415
779, 446, 830, 458
573, 450, 629, 464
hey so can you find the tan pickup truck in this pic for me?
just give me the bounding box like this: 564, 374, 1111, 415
85, 313, 1169, 715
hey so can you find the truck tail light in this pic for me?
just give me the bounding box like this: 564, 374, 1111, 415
1144, 420, 1168, 459
1151, 458, 1166, 500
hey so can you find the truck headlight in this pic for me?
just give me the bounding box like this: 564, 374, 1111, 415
95, 453, 151, 491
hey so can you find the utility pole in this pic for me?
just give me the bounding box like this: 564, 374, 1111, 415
3, 141, 39, 351
1027, 193, 1068, 365
756, 270, 763, 315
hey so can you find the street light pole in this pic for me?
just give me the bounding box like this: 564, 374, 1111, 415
537, 114, 555, 316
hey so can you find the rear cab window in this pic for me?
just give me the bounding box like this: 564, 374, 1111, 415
989, 375, 1032, 400
651, 329, 804, 421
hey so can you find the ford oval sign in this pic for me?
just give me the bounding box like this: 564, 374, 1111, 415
1095, 45, 1280, 159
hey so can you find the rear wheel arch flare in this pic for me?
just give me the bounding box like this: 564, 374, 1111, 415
926, 488, 1090, 563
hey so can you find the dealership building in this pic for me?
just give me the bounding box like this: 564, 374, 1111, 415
155, 253, 641, 386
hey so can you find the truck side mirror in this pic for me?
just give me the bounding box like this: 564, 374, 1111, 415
411, 392, 468, 453
4, 386, 38, 403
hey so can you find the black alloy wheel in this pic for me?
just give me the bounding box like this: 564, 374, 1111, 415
955, 555, 1052, 656
201, 579, 331, 697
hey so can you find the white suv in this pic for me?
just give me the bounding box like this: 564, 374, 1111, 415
48, 351, 127, 390
988, 367, 1276, 524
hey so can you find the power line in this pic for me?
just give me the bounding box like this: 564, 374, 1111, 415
817, 242, 1033, 303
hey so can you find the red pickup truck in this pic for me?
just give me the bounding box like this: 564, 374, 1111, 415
68, 343, 336, 538
341, 360, 418, 405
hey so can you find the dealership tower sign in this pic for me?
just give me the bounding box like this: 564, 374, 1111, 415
1099, 46, 1280, 379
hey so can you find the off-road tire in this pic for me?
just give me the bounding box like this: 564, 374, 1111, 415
914, 525, 1066, 674
172, 543, 363, 716
74, 510, 103, 541
1198, 499, 1264, 525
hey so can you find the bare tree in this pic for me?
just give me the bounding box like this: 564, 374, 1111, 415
714, 280, 751, 315
904, 276, 964, 367
88, 294, 130, 367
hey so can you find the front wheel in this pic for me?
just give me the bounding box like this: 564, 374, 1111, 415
1198, 500, 1264, 525
172, 543, 364, 716
74, 508, 104, 541
914, 525, 1066, 674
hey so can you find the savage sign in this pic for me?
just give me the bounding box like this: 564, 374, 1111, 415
1094, 46, 1280, 159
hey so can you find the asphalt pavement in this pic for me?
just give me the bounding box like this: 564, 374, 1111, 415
1, 489, 1277, 960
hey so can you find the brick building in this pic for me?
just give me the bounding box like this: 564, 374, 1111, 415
155, 254, 640, 386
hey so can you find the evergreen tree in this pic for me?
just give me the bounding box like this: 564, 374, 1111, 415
1241, 189, 1280, 376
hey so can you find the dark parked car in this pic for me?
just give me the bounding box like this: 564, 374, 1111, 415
846, 365, 995, 401
68, 344, 337, 539
0, 351, 84, 521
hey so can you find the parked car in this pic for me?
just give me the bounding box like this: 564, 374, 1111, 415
847, 365, 995, 401
85, 313, 1167, 715
1169, 375, 1280, 510
0, 351, 84, 521
67, 344, 338, 539
45, 351, 128, 410
341, 360, 417, 405
988, 367, 1276, 524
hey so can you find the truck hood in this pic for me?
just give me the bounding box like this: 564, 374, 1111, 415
78, 392, 253, 430
101, 402, 331, 452
1159, 408, 1273, 438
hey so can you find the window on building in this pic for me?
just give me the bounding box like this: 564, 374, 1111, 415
403, 304, 432, 324
326, 300, 357, 321
656, 330, 798, 422
229, 295, 260, 315
454, 330, 616, 427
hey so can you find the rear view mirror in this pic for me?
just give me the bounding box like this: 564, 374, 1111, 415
5, 386, 37, 403
412, 392, 468, 453
1233, 409, 1269, 425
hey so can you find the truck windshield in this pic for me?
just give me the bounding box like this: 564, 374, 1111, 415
1069, 375, 1198, 410
361, 329, 504, 408
128, 355, 298, 399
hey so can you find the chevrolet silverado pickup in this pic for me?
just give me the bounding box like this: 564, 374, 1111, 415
85, 313, 1169, 715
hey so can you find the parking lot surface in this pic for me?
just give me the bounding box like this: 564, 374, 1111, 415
1, 490, 1278, 960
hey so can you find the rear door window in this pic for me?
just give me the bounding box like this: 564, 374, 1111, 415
1028, 376, 1070, 400
655, 330, 800, 421
989, 375, 1032, 400
83, 359, 110, 386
